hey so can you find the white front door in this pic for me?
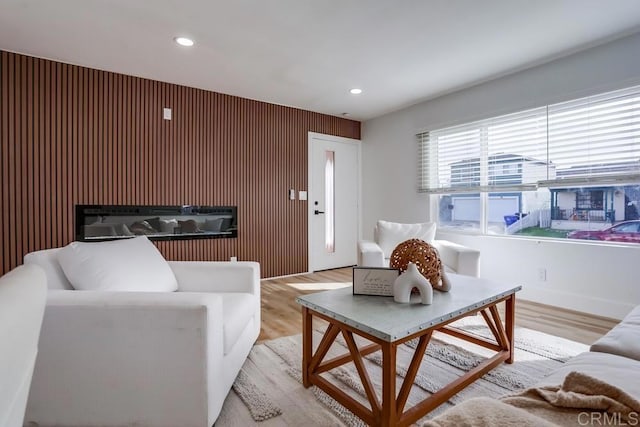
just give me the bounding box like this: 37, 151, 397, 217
309, 133, 360, 271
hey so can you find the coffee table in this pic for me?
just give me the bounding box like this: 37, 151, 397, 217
296, 273, 521, 427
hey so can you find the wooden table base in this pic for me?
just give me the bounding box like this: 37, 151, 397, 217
302, 294, 516, 427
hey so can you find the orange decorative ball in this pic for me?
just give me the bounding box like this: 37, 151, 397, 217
390, 239, 449, 291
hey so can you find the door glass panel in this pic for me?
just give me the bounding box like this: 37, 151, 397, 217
325, 151, 335, 253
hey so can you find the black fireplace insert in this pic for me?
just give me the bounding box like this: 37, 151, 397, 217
76, 205, 237, 242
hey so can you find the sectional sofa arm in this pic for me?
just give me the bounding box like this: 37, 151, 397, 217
432, 239, 481, 277
358, 240, 386, 267
27, 289, 226, 426
46, 288, 223, 308
43, 290, 224, 340
168, 261, 260, 294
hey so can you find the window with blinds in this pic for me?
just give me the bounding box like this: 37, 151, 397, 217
544, 86, 640, 186
418, 84, 640, 193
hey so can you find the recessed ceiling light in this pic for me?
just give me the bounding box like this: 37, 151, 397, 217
174, 37, 194, 47
350, 88, 362, 95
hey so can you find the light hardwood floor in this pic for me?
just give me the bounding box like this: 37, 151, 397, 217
258, 268, 619, 345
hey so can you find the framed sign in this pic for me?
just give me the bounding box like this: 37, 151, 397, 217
352, 267, 399, 296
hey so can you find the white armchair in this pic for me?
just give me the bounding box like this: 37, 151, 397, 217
358, 220, 481, 277
23, 244, 260, 427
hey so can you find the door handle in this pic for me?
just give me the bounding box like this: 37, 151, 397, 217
314, 210, 325, 215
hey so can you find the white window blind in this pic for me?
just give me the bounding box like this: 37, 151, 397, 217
543, 86, 640, 187
418, 84, 640, 193
487, 108, 548, 188
418, 107, 546, 193
418, 124, 481, 193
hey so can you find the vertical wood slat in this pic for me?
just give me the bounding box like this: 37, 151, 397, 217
0, 50, 360, 278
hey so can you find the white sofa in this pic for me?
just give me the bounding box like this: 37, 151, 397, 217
358, 221, 481, 277
424, 305, 640, 426
0, 264, 47, 427
23, 244, 261, 427
537, 303, 640, 396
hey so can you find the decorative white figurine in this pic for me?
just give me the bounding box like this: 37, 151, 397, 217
393, 262, 433, 304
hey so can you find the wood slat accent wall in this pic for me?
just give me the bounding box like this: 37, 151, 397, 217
0, 51, 360, 278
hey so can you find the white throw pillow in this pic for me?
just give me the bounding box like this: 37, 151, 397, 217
376, 220, 436, 258
57, 236, 178, 292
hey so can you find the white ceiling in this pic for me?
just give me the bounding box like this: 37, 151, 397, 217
2, 0, 640, 121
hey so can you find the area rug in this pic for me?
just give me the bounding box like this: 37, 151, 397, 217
216, 318, 589, 426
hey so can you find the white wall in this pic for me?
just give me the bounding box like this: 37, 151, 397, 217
362, 32, 640, 320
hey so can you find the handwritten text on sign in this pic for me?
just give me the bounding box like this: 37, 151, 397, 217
352, 268, 399, 296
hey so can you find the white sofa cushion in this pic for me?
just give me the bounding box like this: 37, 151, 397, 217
376, 220, 436, 258
590, 305, 640, 361
221, 293, 258, 355
536, 351, 640, 400
57, 236, 178, 292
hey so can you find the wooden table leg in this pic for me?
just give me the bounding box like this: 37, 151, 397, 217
505, 294, 515, 364
380, 341, 397, 426
302, 306, 312, 387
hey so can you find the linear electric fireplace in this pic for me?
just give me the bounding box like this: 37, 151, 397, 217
76, 205, 237, 242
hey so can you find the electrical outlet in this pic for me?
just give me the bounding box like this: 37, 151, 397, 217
537, 268, 547, 282
230, 256, 237, 262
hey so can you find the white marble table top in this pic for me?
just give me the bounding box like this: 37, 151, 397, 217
296, 273, 521, 342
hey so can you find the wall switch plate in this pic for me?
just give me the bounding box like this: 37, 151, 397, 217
163, 107, 172, 120
299, 190, 307, 200
289, 189, 296, 200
